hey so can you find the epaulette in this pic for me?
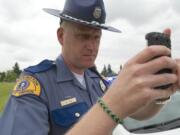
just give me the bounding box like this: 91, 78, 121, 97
24, 59, 56, 74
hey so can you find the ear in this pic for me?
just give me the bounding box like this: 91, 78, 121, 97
57, 27, 64, 46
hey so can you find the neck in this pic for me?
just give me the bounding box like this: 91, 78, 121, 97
62, 56, 85, 75
71, 69, 84, 75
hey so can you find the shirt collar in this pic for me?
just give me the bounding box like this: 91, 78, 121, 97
55, 55, 74, 82
55, 55, 99, 82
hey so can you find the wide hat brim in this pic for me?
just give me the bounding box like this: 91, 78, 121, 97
43, 8, 121, 33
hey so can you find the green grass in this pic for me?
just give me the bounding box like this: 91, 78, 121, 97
0, 82, 15, 113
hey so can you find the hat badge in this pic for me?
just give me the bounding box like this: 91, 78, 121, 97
93, 7, 102, 19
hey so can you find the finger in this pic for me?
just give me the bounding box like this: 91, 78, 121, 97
175, 59, 180, 87
140, 56, 177, 74
163, 28, 171, 37
171, 84, 178, 93
142, 73, 177, 88
151, 86, 176, 100
128, 46, 171, 64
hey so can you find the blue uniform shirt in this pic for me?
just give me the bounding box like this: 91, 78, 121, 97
0, 55, 107, 135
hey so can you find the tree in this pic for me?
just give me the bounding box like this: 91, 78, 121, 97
0, 62, 21, 82
0, 72, 5, 82
101, 65, 108, 77
13, 62, 21, 77
107, 64, 112, 74
4, 70, 17, 82
106, 64, 117, 77
101, 64, 117, 77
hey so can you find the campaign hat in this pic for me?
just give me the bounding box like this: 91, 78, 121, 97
43, 0, 121, 33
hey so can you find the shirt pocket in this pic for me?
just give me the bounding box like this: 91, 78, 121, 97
51, 102, 88, 127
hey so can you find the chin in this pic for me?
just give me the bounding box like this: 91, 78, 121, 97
83, 62, 94, 69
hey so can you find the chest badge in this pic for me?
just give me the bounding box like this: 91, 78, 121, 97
60, 97, 77, 107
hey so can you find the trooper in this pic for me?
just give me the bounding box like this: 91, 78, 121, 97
0, 0, 121, 135
0, 0, 178, 135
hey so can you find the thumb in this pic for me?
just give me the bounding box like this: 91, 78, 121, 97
163, 28, 171, 37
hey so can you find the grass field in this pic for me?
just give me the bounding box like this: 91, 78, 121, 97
0, 82, 15, 113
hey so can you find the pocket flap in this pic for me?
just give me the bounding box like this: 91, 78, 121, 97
51, 102, 88, 127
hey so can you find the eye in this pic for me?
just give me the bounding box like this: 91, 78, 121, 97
76, 34, 90, 40
95, 36, 100, 39
94, 35, 100, 41
81, 35, 90, 40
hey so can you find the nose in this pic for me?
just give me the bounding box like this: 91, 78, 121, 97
85, 38, 98, 50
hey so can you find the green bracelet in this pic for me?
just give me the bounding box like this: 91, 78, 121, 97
97, 98, 123, 124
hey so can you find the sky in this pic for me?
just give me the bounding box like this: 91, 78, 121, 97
0, 0, 180, 72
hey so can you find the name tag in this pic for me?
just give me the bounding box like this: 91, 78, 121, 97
60, 97, 77, 106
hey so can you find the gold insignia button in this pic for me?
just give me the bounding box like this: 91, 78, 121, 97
93, 7, 102, 19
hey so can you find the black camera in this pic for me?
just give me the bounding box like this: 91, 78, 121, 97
145, 32, 172, 89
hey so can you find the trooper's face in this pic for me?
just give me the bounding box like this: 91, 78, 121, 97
58, 22, 102, 73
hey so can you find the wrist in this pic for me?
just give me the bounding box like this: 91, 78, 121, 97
102, 94, 128, 119
98, 98, 125, 125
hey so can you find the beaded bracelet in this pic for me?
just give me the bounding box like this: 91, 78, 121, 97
97, 98, 123, 124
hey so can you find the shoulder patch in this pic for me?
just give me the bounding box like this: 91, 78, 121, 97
24, 59, 55, 74
12, 76, 41, 97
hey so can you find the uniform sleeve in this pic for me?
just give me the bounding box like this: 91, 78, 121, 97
0, 95, 49, 135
